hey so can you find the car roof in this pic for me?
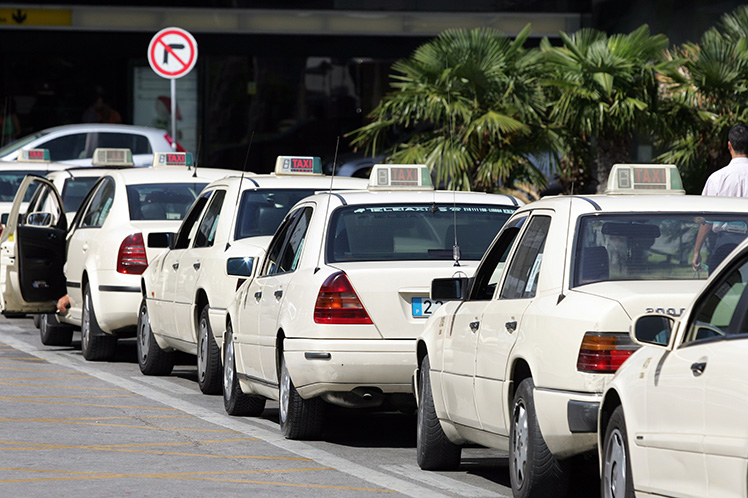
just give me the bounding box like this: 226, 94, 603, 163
101, 166, 239, 184
514, 193, 748, 214
36, 123, 169, 136
203, 174, 369, 190
293, 188, 521, 208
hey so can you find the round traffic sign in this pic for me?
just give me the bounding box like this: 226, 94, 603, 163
148, 27, 198, 79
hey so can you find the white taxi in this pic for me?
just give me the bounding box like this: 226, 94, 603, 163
414, 164, 748, 497
137, 156, 367, 394
223, 164, 521, 439
599, 237, 748, 498
0, 152, 238, 360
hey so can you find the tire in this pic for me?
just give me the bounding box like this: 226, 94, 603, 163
279, 353, 325, 440
81, 284, 117, 361
39, 313, 74, 346
510, 378, 570, 498
223, 324, 266, 416
33, 315, 41, 328
197, 304, 221, 394
601, 406, 635, 498
417, 355, 461, 470
137, 299, 174, 376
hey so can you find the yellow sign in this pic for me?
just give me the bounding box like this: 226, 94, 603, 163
0, 8, 72, 26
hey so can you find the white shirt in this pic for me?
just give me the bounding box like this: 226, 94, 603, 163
702, 157, 748, 196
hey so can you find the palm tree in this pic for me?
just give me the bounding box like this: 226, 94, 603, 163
348, 25, 551, 191
656, 7, 748, 193
542, 26, 670, 192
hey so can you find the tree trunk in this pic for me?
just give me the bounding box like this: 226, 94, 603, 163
594, 134, 632, 193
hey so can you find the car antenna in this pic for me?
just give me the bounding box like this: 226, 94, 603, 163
444, 55, 461, 267
225, 132, 254, 251
558, 181, 575, 304
315, 136, 341, 274
192, 135, 202, 177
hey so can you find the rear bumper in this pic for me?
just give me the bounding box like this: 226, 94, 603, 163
96, 284, 141, 334
284, 338, 416, 398
533, 387, 601, 458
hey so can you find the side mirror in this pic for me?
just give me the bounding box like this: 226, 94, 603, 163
631, 314, 674, 348
431, 277, 471, 301
227, 257, 254, 277
148, 232, 174, 248
25, 212, 53, 227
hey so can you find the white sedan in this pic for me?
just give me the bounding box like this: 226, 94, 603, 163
599, 238, 748, 498
138, 156, 367, 394
414, 164, 748, 498
0, 153, 237, 360
223, 164, 521, 439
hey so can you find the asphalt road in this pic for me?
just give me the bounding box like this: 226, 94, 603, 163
0, 315, 598, 497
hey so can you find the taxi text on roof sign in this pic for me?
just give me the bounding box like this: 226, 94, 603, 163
275, 156, 322, 175
368, 164, 434, 191
605, 163, 685, 195
92, 148, 134, 167
18, 149, 50, 163
153, 152, 194, 167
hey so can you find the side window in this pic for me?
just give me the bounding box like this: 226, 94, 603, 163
684, 259, 748, 344
275, 207, 312, 274
80, 178, 115, 228
260, 208, 308, 277
174, 191, 212, 250
43, 134, 87, 161
194, 190, 226, 248
470, 216, 527, 300
22, 180, 64, 229
95, 133, 152, 155
499, 215, 551, 300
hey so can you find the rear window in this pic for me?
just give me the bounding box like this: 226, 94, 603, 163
574, 213, 748, 286
61, 177, 100, 213
326, 203, 516, 262
233, 188, 318, 240
126, 182, 207, 221
0, 171, 39, 202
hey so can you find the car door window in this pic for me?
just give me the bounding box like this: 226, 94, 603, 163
174, 191, 212, 249
684, 258, 748, 344
43, 134, 87, 161
499, 215, 551, 300
80, 177, 115, 228
194, 190, 226, 248
94, 133, 152, 155
260, 207, 312, 276
470, 216, 528, 300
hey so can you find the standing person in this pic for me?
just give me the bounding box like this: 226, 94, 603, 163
82, 93, 122, 124
692, 123, 748, 272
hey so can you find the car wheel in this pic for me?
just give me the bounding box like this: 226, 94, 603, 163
223, 323, 266, 416
33, 314, 41, 328
39, 313, 73, 346
510, 378, 570, 498
197, 304, 221, 394
417, 355, 461, 470
81, 284, 117, 361
137, 299, 174, 376
279, 353, 324, 440
601, 406, 634, 498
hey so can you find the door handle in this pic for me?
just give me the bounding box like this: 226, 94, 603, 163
172, 262, 179, 270
505, 321, 517, 333
469, 321, 480, 333
274, 289, 283, 300
691, 361, 707, 376
48, 232, 57, 240
254, 291, 262, 301
193, 262, 201, 271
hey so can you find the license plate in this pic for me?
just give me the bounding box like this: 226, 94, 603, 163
412, 297, 443, 317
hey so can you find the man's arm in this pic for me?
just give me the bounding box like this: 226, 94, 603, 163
692, 222, 711, 270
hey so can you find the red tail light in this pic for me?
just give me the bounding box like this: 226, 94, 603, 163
576, 332, 638, 373
117, 233, 148, 274
314, 272, 372, 324
163, 133, 187, 153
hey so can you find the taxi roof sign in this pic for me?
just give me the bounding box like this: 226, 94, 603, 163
368, 164, 434, 191
275, 156, 322, 175
153, 152, 194, 167
18, 149, 50, 163
92, 148, 134, 167
605, 164, 685, 195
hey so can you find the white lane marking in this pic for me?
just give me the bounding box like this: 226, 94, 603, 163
381, 464, 507, 498
129, 375, 199, 395
0, 332, 463, 498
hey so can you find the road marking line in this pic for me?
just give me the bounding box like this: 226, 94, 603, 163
0, 381, 128, 390
0, 398, 178, 410
381, 465, 508, 498
0, 417, 239, 432
0, 437, 258, 449
3, 375, 88, 380
0, 366, 73, 373
129, 375, 201, 395
1, 334, 462, 498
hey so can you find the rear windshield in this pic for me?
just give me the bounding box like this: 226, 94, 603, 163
126, 182, 207, 221
61, 177, 100, 213
233, 188, 319, 240
0, 171, 39, 202
326, 203, 516, 262
574, 213, 748, 286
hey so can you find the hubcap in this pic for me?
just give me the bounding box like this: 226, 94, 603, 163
279, 361, 290, 424
138, 305, 150, 363
197, 317, 208, 382
511, 399, 529, 488
223, 334, 234, 401
603, 428, 627, 498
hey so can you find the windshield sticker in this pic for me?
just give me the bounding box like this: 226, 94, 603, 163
525, 253, 543, 294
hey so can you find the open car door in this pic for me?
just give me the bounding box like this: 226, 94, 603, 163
0, 176, 67, 314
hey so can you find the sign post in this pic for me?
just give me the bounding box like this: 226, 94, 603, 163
147, 27, 198, 151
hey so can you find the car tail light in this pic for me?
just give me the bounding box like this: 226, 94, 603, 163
576, 332, 638, 373
117, 233, 148, 274
163, 133, 186, 153
314, 271, 372, 324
